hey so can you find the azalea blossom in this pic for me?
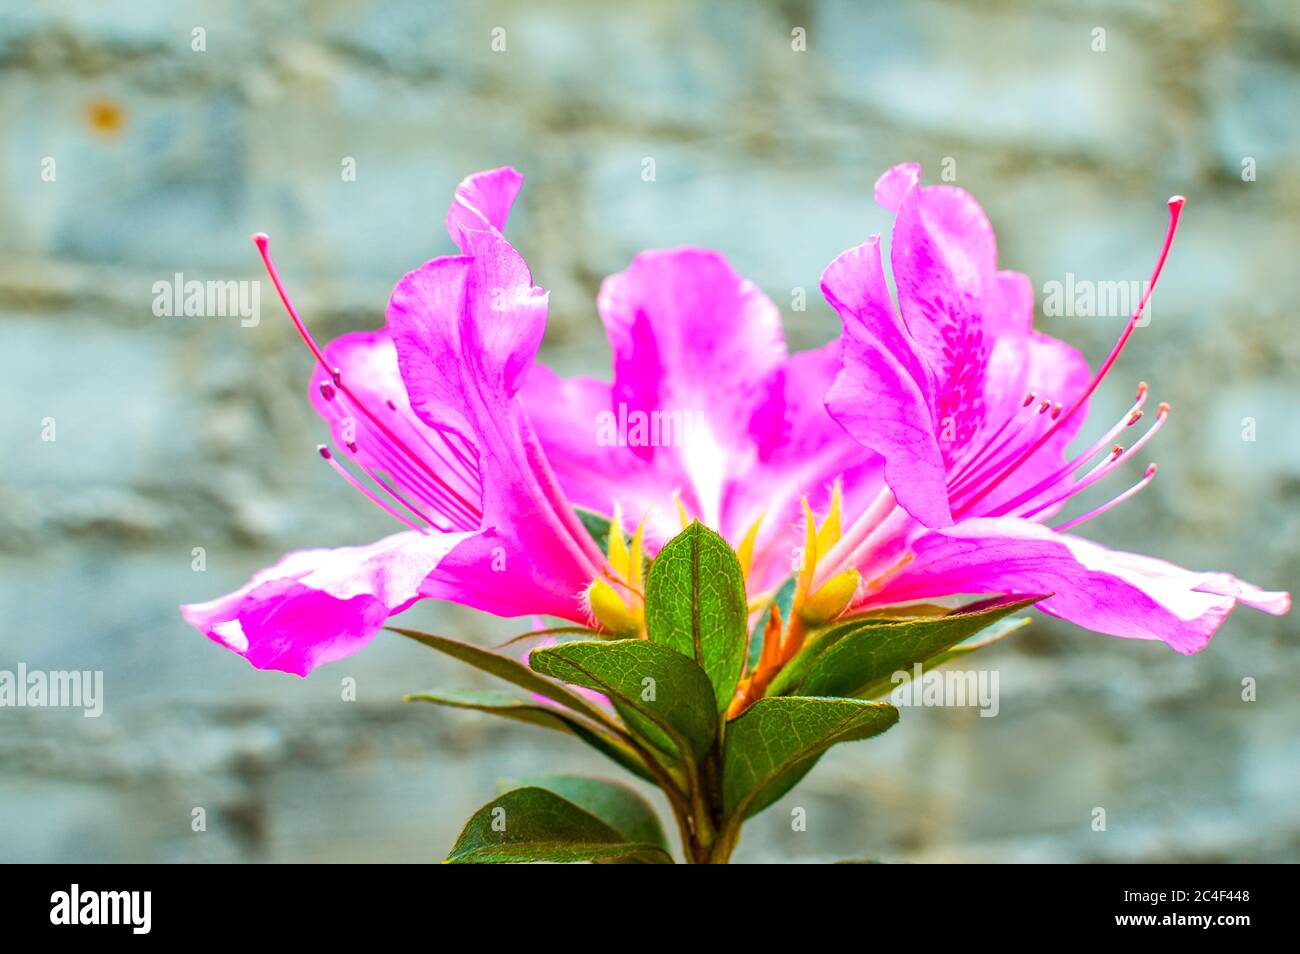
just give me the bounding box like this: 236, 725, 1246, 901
813, 163, 1287, 655
182, 164, 1287, 682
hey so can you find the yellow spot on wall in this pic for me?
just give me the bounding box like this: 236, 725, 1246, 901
85, 98, 126, 137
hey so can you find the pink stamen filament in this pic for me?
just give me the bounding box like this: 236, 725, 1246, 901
343, 442, 455, 533
945, 392, 1036, 487
378, 397, 480, 489
1016, 404, 1168, 521
956, 197, 1184, 514
1017, 444, 1124, 521
385, 401, 481, 493
338, 408, 481, 526
364, 440, 476, 529
815, 485, 896, 587
254, 233, 484, 522
975, 383, 1150, 519
1053, 464, 1157, 533
317, 381, 481, 527
317, 446, 426, 533
947, 400, 1053, 499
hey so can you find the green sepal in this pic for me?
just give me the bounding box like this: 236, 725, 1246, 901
748, 576, 796, 669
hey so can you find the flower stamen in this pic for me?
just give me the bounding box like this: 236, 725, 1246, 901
316, 445, 426, 533
979, 382, 1150, 519
1016, 404, 1168, 521
955, 197, 1184, 515
254, 233, 484, 527
1053, 464, 1157, 533
947, 399, 1053, 498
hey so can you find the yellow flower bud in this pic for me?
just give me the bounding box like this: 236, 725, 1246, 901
800, 569, 860, 625
587, 578, 643, 638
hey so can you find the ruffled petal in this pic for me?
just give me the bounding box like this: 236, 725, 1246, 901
822, 236, 951, 526
446, 166, 523, 252
595, 248, 785, 527
889, 174, 1003, 481
599, 248, 787, 423
388, 195, 604, 620
181, 531, 473, 675
307, 330, 483, 531
863, 517, 1289, 654
830, 165, 1099, 530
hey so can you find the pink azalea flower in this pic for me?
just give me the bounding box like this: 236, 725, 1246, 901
816, 163, 1288, 653
183, 169, 605, 675
181, 165, 1287, 678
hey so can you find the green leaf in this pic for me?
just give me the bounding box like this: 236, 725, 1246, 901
446, 786, 673, 864
764, 594, 925, 698
645, 522, 749, 712
723, 696, 899, 819
404, 688, 655, 783
759, 592, 967, 700
780, 595, 1044, 699
499, 774, 668, 852
857, 614, 1032, 699
492, 625, 601, 650
530, 639, 718, 762
388, 627, 612, 727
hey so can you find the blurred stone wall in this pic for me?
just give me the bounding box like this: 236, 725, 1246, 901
1, 0, 1296, 863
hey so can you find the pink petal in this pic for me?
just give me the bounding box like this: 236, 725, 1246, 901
829, 165, 1094, 529
181, 531, 473, 676
446, 166, 524, 252
527, 247, 882, 573
987, 269, 1036, 336
597, 249, 785, 528
889, 175, 1001, 477
388, 214, 603, 621
864, 517, 1289, 654
873, 162, 921, 212
735, 339, 885, 591
520, 365, 686, 547
599, 250, 787, 423
822, 236, 952, 527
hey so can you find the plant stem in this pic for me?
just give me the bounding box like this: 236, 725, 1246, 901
676, 734, 740, 863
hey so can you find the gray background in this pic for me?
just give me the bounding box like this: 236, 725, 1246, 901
1, 0, 1296, 863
